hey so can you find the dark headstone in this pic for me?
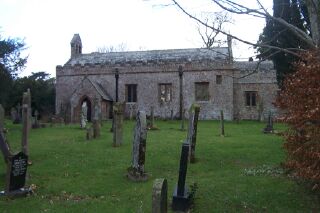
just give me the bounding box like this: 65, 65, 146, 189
263, 111, 274, 133
93, 120, 101, 138
220, 110, 225, 137
32, 110, 40, 129
187, 104, 200, 163
13, 104, 21, 124
172, 142, 191, 211
152, 178, 168, 213
0, 152, 32, 197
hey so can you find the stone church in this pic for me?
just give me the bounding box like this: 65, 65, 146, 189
55, 34, 279, 122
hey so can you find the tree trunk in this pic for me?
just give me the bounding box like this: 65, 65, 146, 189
306, 0, 320, 47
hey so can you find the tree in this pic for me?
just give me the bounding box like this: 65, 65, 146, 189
170, 0, 319, 53
0, 34, 27, 108
276, 49, 320, 190
10, 72, 55, 116
257, 0, 311, 85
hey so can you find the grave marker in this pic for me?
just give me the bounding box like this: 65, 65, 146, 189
113, 102, 124, 147
152, 178, 168, 213
93, 98, 101, 138
80, 102, 87, 129
263, 111, 274, 133
172, 142, 191, 211
127, 111, 148, 181
187, 104, 200, 163
220, 110, 225, 137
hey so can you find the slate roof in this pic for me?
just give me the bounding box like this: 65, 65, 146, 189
65, 48, 230, 66
233, 61, 274, 72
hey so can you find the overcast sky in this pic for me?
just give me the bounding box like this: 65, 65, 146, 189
0, 0, 272, 77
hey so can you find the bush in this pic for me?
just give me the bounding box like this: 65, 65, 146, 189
277, 50, 320, 190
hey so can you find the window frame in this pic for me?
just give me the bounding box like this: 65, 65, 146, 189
245, 91, 257, 107
159, 83, 172, 103
126, 84, 137, 103
195, 82, 210, 102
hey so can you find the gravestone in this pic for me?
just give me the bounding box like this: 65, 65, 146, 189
86, 126, 93, 140
32, 110, 40, 129
180, 108, 186, 131
21, 93, 31, 156
263, 111, 274, 133
187, 104, 200, 163
10, 107, 16, 121
113, 102, 124, 147
127, 111, 148, 181
13, 104, 21, 124
220, 110, 225, 137
92, 98, 101, 138
80, 102, 88, 129
152, 178, 168, 213
172, 142, 191, 211
170, 109, 174, 120
26, 89, 32, 131
150, 106, 154, 128
0, 118, 11, 163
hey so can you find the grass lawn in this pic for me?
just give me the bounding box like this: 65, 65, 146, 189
0, 119, 319, 212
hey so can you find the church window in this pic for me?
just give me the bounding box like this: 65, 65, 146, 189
216, 75, 222, 84
159, 83, 172, 103
245, 91, 257, 107
126, 84, 137, 102
195, 82, 209, 101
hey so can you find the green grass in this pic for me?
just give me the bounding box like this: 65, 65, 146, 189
0, 120, 319, 212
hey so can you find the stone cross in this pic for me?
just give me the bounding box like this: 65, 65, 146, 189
127, 111, 148, 181
21, 92, 31, 156
172, 142, 191, 211
220, 110, 225, 137
113, 102, 124, 147
80, 102, 88, 129
263, 111, 274, 133
187, 104, 200, 163
152, 178, 168, 213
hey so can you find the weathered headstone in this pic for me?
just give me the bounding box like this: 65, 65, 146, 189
92, 98, 101, 138
32, 110, 40, 129
22, 93, 31, 156
113, 102, 124, 147
187, 104, 200, 163
0, 120, 11, 163
13, 104, 21, 124
220, 110, 225, 137
172, 142, 191, 211
127, 111, 148, 181
263, 111, 274, 133
170, 109, 174, 120
80, 102, 88, 129
152, 178, 168, 213
86, 126, 93, 140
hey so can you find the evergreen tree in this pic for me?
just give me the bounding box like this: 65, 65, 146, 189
257, 0, 311, 86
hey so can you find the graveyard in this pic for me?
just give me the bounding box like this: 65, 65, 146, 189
0, 118, 319, 212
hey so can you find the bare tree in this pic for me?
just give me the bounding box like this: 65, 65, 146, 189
97, 42, 128, 53
197, 11, 232, 48
170, 0, 320, 58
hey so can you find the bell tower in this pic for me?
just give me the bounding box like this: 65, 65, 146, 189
70, 34, 82, 58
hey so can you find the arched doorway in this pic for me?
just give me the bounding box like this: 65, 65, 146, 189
81, 97, 92, 122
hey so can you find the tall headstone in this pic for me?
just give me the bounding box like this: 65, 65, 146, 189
113, 102, 124, 147
26, 89, 32, 131
80, 102, 88, 129
32, 110, 40, 129
220, 110, 225, 137
263, 111, 274, 133
21, 92, 31, 156
172, 142, 191, 211
93, 98, 101, 138
180, 108, 185, 131
187, 104, 200, 163
13, 104, 21, 124
127, 111, 148, 181
0, 107, 11, 163
152, 178, 168, 213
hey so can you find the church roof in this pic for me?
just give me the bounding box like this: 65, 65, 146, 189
65, 47, 230, 66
